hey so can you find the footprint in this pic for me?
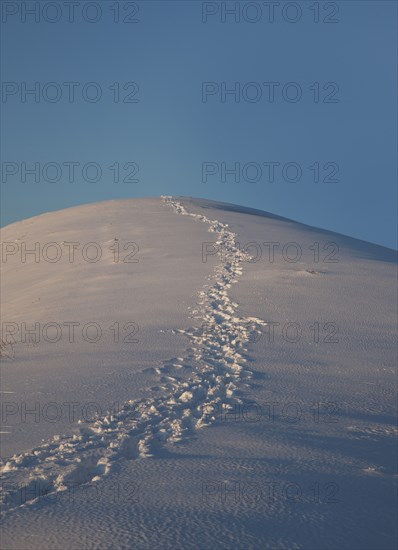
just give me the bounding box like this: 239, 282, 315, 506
1, 197, 268, 516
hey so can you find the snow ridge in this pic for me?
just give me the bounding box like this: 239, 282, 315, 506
0, 196, 266, 513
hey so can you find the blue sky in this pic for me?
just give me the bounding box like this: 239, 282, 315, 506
1, 0, 397, 248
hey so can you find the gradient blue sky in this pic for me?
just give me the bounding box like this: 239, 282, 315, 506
1, 0, 397, 248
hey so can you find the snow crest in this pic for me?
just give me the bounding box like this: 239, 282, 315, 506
0, 196, 266, 513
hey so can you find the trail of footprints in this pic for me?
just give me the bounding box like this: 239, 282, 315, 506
0, 196, 267, 513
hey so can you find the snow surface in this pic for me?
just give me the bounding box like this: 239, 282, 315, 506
0, 196, 397, 549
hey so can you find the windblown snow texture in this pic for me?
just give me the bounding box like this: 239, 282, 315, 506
0, 197, 396, 550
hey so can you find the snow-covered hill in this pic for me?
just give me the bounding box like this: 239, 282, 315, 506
0, 197, 396, 549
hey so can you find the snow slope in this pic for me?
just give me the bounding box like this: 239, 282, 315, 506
0, 197, 397, 549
